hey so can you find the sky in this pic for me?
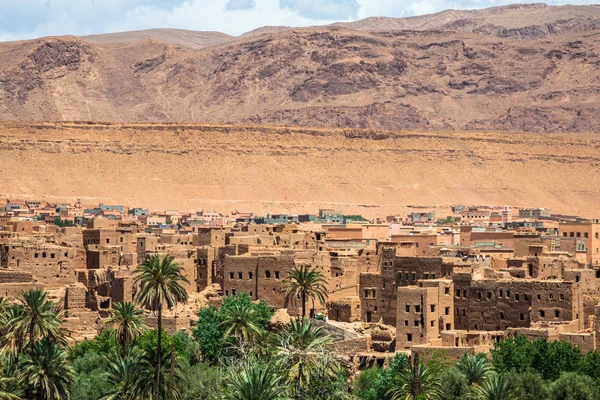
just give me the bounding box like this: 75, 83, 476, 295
0, 0, 597, 42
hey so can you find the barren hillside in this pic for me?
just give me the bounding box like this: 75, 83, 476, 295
0, 122, 598, 217
0, 4, 600, 132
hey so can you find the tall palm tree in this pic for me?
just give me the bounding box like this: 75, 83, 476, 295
9, 289, 67, 350
387, 363, 443, 400
277, 317, 338, 395
282, 264, 328, 319
17, 340, 75, 400
105, 302, 148, 352
471, 374, 519, 400
220, 302, 262, 343
456, 353, 493, 387
134, 254, 189, 400
221, 363, 288, 400
102, 348, 146, 400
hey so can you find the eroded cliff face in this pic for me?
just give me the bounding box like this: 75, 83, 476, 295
0, 23, 600, 132
0, 122, 598, 217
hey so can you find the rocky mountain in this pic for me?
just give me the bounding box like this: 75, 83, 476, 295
1, 3, 600, 132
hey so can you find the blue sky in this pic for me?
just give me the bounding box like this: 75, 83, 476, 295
0, 0, 597, 41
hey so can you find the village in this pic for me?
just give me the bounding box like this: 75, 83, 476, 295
1, 198, 599, 369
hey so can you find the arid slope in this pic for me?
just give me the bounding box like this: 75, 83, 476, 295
0, 122, 598, 217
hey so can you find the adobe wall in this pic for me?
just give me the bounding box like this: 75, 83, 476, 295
327, 297, 361, 322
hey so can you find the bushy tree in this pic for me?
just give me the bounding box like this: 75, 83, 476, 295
354, 353, 409, 400
192, 293, 273, 364
504, 370, 548, 400
438, 368, 469, 400
548, 372, 600, 400
70, 351, 111, 400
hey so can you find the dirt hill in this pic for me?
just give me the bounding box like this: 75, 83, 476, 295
1, 4, 600, 132
0, 122, 598, 217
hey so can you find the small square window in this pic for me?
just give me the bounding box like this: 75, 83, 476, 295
415, 305, 421, 313
229, 272, 234, 280
555, 310, 560, 318
405, 320, 409, 326
430, 305, 436, 313
407, 334, 413, 342
446, 323, 451, 330
406, 304, 410, 312
430, 320, 435, 327
520, 313, 524, 321
414, 320, 419, 327
445, 287, 450, 295
445, 307, 450, 315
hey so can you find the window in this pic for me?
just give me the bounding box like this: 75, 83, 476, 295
64, 252, 68, 257
405, 320, 409, 326
539, 310, 545, 318
487, 292, 492, 299
445, 307, 450, 315
456, 289, 461, 297
456, 309, 460, 316
265, 271, 271, 278
248, 272, 253, 279
585, 233, 589, 238
120, 237, 124, 243
524, 294, 530, 301
499, 289, 503, 297
560, 293, 565, 300
537, 294, 541, 300
372, 290, 377, 298
477, 292, 481, 300
364, 290, 370, 299
406, 304, 410, 312
34, 253, 38, 258
405, 273, 409, 280
506, 290, 510, 298
563, 232, 568, 237
232, 289, 236, 295
446, 323, 451, 330
275, 271, 280, 279
570, 232, 574, 237
249, 291, 253, 296
415, 305, 421, 313
423, 273, 429, 279
549, 294, 554, 300
50, 253, 55, 259
463, 290, 467, 297
445, 287, 450, 295
229, 272, 234, 280
430, 305, 436, 313
414, 320, 419, 327
411, 273, 416, 280
500, 312, 504, 320
577, 232, 581, 238
462, 309, 466, 316
407, 334, 413, 342
225, 290, 229, 296
596, 233, 599, 240
238, 272, 243, 280
106, 238, 110, 244
555, 310, 560, 318
431, 320, 435, 327
520, 313, 524, 321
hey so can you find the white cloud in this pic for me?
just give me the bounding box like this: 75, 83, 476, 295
1, 0, 599, 41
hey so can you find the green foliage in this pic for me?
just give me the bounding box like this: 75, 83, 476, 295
177, 360, 219, 400
282, 264, 328, 318
192, 293, 273, 364
578, 350, 600, 383
53, 218, 74, 227
70, 329, 117, 359
70, 352, 112, 400
491, 335, 582, 381
436, 217, 454, 225
548, 372, 600, 400
471, 373, 520, 400
438, 368, 469, 400
504, 370, 548, 400
343, 215, 368, 222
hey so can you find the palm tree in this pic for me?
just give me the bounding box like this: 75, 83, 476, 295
106, 302, 148, 352
471, 374, 519, 400
277, 317, 338, 395
134, 253, 189, 400
221, 363, 288, 400
456, 353, 493, 387
9, 289, 67, 350
0, 304, 25, 363
282, 264, 328, 319
220, 301, 262, 343
17, 340, 75, 400
387, 363, 443, 400
102, 348, 147, 400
